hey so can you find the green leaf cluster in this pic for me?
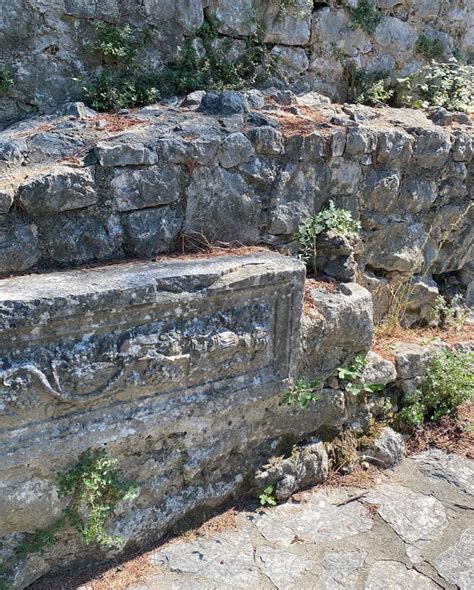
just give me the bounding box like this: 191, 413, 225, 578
0, 67, 14, 95
350, 0, 382, 35
0, 449, 137, 589
398, 349, 474, 429
258, 485, 277, 507
283, 378, 321, 409
415, 35, 445, 60
336, 354, 384, 397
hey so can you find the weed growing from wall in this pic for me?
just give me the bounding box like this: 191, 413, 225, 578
348, 65, 394, 106
0, 449, 137, 589
350, 0, 382, 35
82, 21, 159, 111
0, 67, 14, 94
161, 18, 276, 95
258, 484, 277, 506
415, 35, 445, 60
397, 349, 474, 429
336, 353, 384, 397
294, 201, 361, 274
283, 378, 321, 409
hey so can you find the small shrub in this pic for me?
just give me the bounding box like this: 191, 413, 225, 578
0, 449, 137, 589
336, 353, 384, 397
283, 378, 321, 409
415, 35, 445, 60
348, 66, 394, 106
294, 201, 361, 273
432, 294, 466, 329
82, 21, 159, 111
396, 59, 474, 112
350, 0, 382, 35
258, 484, 277, 507
0, 67, 14, 94
161, 18, 276, 95
398, 349, 474, 429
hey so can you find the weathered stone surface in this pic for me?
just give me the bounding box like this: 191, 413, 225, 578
248, 126, 284, 155
414, 449, 474, 496
322, 551, 366, 589
365, 484, 448, 556
394, 342, 438, 393
256, 546, 313, 589
299, 282, 373, 379
95, 142, 158, 167
0, 188, 14, 214
0, 252, 315, 587
109, 165, 183, 211
434, 527, 474, 590
122, 207, 182, 257
253, 491, 373, 545
255, 439, 329, 500
17, 166, 97, 214
360, 351, 397, 387
362, 427, 405, 468
0, 217, 40, 274
218, 133, 255, 169
365, 561, 437, 590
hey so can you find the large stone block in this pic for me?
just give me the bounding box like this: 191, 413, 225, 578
0, 252, 331, 587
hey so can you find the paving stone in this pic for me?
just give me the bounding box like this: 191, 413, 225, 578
322, 550, 366, 589
152, 531, 259, 588
414, 449, 474, 496
365, 561, 438, 589
253, 492, 373, 545
255, 546, 313, 589
365, 484, 448, 560
433, 527, 474, 590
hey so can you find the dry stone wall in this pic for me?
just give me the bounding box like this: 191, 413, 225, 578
0, 0, 473, 127
0, 91, 472, 320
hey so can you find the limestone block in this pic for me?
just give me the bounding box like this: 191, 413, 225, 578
0, 217, 40, 274
0, 252, 313, 586
122, 207, 182, 257
263, 0, 312, 46
17, 166, 97, 215
95, 141, 158, 167
218, 133, 255, 169
299, 282, 374, 379
0, 188, 14, 214
206, 0, 257, 36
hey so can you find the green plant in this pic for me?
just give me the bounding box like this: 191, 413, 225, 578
277, 0, 313, 19
258, 484, 277, 507
348, 65, 394, 106
283, 378, 321, 409
396, 59, 474, 112
0, 67, 14, 94
415, 35, 445, 60
398, 349, 474, 429
294, 201, 361, 273
160, 18, 276, 96
82, 21, 159, 111
350, 0, 382, 35
336, 353, 385, 397
432, 294, 466, 329
0, 449, 137, 589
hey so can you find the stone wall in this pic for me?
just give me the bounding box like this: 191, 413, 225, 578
0, 0, 473, 127
1, 91, 472, 321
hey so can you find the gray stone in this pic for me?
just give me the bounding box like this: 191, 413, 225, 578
181, 90, 206, 108
434, 527, 474, 590
0, 187, 14, 214
60, 102, 96, 118
95, 142, 158, 167
299, 282, 373, 379
271, 46, 309, 77
263, 0, 312, 45
245, 89, 265, 110
218, 133, 255, 169
394, 343, 438, 393
375, 17, 417, 51
207, 0, 256, 37
253, 491, 373, 545
399, 177, 438, 213
153, 530, 258, 587
40, 214, 123, 265
248, 126, 284, 155
376, 129, 413, 165
256, 546, 313, 589
365, 561, 437, 590
315, 231, 358, 282
322, 551, 366, 589
184, 166, 261, 244
360, 352, 397, 387
414, 449, 474, 496
452, 131, 473, 162
330, 159, 361, 195
362, 427, 405, 468
365, 484, 448, 553
363, 222, 427, 273
413, 128, 452, 168
122, 207, 182, 257
255, 440, 329, 501
17, 166, 97, 214
345, 128, 377, 155
200, 91, 249, 115
0, 217, 40, 274
110, 165, 183, 211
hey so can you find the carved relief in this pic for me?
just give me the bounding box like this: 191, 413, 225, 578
0, 302, 272, 428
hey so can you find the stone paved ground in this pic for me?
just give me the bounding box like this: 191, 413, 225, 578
78, 449, 473, 590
